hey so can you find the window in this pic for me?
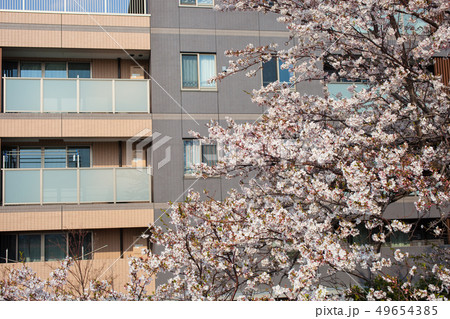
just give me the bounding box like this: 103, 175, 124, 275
45, 234, 66, 261
0, 234, 17, 263
68, 62, 91, 79
3, 146, 91, 169
1, 232, 93, 263
2, 61, 18, 77
18, 234, 41, 262
18, 62, 91, 78
69, 231, 92, 260
181, 53, 216, 90
180, 0, 213, 7
262, 57, 293, 86
183, 140, 218, 175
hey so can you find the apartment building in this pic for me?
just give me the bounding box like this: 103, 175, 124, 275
0, 0, 153, 291
0, 0, 449, 292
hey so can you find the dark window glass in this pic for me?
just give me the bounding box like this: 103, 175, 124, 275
2, 61, 18, 77
201, 144, 217, 167
44, 148, 66, 168
45, 234, 66, 261
18, 234, 41, 262
69, 232, 92, 260
262, 58, 277, 86
20, 62, 42, 78
180, 0, 196, 4
0, 234, 17, 263
67, 147, 91, 168
45, 62, 67, 78
3, 147, 18, 169
181, 54, 198, 88
68, 63, 90, 78
19, 148, 41, 168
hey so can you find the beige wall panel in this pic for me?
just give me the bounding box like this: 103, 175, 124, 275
0, 11, 60, 24
61, 118, 152, 137
61, 31, 150, 50
121, 60, 148, 79
62, 14, 150, 28
0, 116, 151, 138
0, 118, 61, 137
0, 209, 62, 232
0, 30, 61, 47
0, 205, 153, 232
0, 12, 150, 50
92, 59, 118, 78
62, 208, 153, 230
94, 229, 121, 260
122, 228, 147, 259
92, 142, 119, 167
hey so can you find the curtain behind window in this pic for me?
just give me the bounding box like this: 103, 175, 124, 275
184, 140, 201, 174
182, 55, 198, 88
201, 144, 217, 166
199, 55, 215, 88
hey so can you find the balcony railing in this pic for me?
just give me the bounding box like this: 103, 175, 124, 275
3, 78, 150, 113
0, 0, 147, 14
2, 167, 151, 205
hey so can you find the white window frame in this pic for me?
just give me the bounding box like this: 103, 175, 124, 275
180, 53, 217, 91
179, 0, 214, 8
183, 139, 218, 176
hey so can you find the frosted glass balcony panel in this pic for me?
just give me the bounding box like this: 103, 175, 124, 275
79, 80, 113, 112
80, 169, 114, 203
5, 79, 40, 112
43, 80, 77, 112
115, 80, 148, 112
116, 168, 150, 202
328, 83, 368, 99
43, 169, 77, 203
4, 170, 40, 204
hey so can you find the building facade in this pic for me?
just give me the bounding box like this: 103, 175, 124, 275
0, 0, 448, 292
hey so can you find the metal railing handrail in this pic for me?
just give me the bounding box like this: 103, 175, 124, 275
0, 0, 147, 15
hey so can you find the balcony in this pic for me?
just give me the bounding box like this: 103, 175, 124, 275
4, 78, 150, 113
327, 82, 369, 99
2, 167, 151, 205
0, 0, 147, 14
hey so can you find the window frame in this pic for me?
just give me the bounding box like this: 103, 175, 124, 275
180, 53, 217, 91
17, 61, 92, 79
179, 0, 214, 8
183, 139, 218, 176
261, 56, 295, 88
4, 145, 92, 169
1, 232, 93, 263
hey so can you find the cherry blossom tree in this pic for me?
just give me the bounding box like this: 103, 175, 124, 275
145, 0, 450, 300
1, 0, 449, 301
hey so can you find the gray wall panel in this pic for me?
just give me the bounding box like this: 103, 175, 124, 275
180, 34, 217, 52
181, 91, 218, 114
151, 34, 182, 114
216, 10, 259, 31
182, 119, 214, 138
150, 0, 180, 28
151, 120, 184, 203
179, 7, 216, 29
